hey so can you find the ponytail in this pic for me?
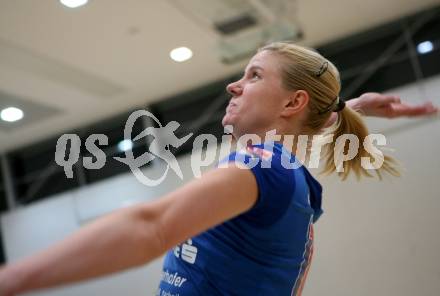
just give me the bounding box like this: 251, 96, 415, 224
321, 105, 400, 180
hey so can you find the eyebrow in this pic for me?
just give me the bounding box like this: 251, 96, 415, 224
244, 65, 264, 73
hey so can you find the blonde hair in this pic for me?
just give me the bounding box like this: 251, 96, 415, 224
260, 42, 399, 180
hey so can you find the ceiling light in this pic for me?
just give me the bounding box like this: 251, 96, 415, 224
117, 139, 133, 152
417, 41, 434, 55
1, 107, 24, 122
170, 47, 193, 62
59, 0, 89, 8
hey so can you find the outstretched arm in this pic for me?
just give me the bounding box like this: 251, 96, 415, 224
0, 165, 257, 296
325, 92, 438, 127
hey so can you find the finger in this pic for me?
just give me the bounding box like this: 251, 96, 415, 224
422, 101, 439, 113
408, 102, 439, 115
390, 103, 438, 117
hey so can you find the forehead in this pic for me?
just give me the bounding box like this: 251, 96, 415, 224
246, 50, 281, 73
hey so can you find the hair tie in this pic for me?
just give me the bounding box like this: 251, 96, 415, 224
315, 61, 328, 77
318, 96, 345, 114
333, 98, 346, 112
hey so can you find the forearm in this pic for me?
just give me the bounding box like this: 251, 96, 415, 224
2, 205, 163, 295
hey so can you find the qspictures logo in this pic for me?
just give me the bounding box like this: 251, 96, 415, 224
55, 109, 388, 186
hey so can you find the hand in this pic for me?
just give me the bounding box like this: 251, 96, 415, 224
0, 266, 17, 296
351, 92, 438, 118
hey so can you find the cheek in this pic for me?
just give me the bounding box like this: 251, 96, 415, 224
246, 90, 280, 115
240, 103, 269, 128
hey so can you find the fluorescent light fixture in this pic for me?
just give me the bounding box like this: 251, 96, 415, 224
170, 47, 193, 62
1, 107, 24, 122
417, 41, 434, 54
59, 0, 89, 8
117, 139, 133, 152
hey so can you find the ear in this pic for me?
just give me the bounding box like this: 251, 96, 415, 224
280, 90, 310, 117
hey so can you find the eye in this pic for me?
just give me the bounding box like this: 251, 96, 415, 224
251, 71, 260, 79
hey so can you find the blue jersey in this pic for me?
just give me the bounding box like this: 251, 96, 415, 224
157, 142, 323, 296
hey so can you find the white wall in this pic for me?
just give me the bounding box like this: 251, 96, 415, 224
306, 75, 440, 296
1, 75, 440, 296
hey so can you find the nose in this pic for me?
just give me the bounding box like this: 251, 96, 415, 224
226, 80, 242, 97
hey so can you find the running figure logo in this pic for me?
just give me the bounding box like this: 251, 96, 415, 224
114, 110, 193, 186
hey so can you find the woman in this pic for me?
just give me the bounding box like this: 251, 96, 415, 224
0, 42, 437, 296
